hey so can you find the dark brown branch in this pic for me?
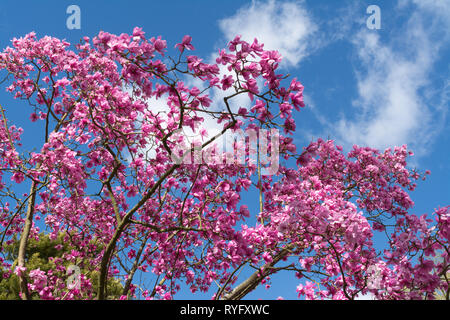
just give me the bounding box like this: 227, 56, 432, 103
222, 244, 294, 300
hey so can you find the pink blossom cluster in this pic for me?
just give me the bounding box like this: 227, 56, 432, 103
264, 139, 449, 300
0, 28, 447, 300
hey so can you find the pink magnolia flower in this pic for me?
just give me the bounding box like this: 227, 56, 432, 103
153, 36, 167, 54
175, 35, 194, 52
14, 266, 26, 277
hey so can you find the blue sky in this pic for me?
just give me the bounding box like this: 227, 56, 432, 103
0, 0, 448, 299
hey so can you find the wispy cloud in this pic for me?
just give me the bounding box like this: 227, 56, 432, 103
332, 1, 450, 155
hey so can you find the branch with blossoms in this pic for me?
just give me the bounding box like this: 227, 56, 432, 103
0, 28, 448, 301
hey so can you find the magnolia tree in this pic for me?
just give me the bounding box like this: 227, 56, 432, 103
0, 28, 448, 300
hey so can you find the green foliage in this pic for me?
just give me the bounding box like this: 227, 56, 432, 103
0, 232, 123, 300
0, 271, 20, 300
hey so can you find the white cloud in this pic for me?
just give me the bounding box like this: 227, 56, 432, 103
333, 2, 450, 155
218, 0, 317, 68
336, 31, 432, 150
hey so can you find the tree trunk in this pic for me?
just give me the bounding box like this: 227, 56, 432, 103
17, 179, 39, 300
